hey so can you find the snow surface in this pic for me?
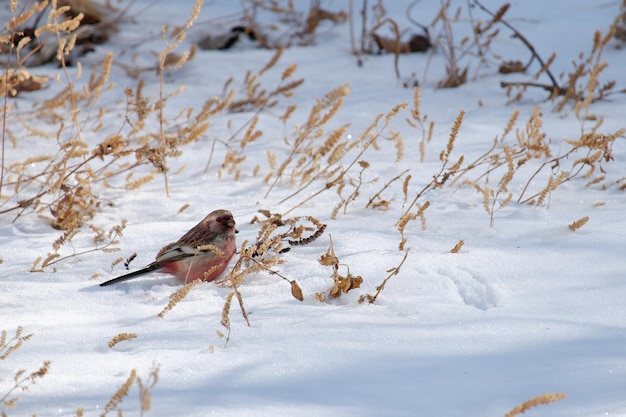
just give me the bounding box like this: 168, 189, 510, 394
2, 1, 626, 416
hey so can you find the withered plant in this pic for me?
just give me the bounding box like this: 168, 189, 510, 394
503, 392, 566, 417
1, 327, 50, 412
107, 332, 138, 348
101, 365, 160, 417
276, 95, 408, 219
473, 1, 625, 108
0, 0, 240, 270
1, 0, 121, 69
568, 216, 589, 232
316, 234, 363, 302
613, 0, 626, 47
357, 249, 408, 304
431, 0, 468, 88
238, 0, 347, 48
413, 0, 508, 89
225, 211, 326, 296
205, 47, 304, 178
350, 1, 431, 83
452, 97, 623, 224
397, 109, 464, 248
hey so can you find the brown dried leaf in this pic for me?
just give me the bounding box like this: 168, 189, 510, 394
290, 280, 304, 301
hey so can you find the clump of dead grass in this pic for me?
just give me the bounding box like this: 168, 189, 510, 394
205, 47, 303, 178
278, 96, 408, 219
480, 0, 625, 108
452, 98, 623, 225
0, 0, 239, 270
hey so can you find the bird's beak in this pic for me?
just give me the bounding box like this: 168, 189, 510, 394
227, 218, 236, 229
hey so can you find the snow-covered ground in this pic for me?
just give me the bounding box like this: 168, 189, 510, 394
2, 1, 626, 416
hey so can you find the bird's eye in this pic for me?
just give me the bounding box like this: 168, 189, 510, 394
216, 217, 222, 222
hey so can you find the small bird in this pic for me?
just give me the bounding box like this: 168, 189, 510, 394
100, 209, 237, 287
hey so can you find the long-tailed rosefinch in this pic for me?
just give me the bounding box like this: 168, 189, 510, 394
100, 209, 237, 287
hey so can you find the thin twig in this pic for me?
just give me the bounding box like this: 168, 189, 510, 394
472, 0, 563, 93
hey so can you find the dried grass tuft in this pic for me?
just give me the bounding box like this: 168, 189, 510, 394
101, 365, 160, 417
0, 326, 33, 361
504, 392, 566, 417
107, 332, 138, 348
568, 216, 589, 232
450, 239, 464, 253
102, 368, 135, 414
157, 279, 202, 318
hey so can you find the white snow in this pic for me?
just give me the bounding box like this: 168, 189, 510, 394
1, 1, 626, 416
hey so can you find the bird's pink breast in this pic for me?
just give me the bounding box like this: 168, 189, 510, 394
160, 250, 236, 283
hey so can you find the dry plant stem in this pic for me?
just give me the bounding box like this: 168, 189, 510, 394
137, 365, 160, 417
37, 222, 126, 269
407, 1, 431, 35
0, 151, 98, 218
348, 0, 361, 60
472, 0, 561, 93
281, 103, 407, 216
264, 82, 347, 200
219, 291, 233, 347
369, 18, 402, 79
233, 254, 299, 307
365, 168, 410, 208
156, 0, 203, 195
449, 138, 498, 186
361, 250, 409, 304
500, 80, 562, 94
504, 393, 566, 417
0, 45, 11, 197
232, 283, 251, 326
360, 0, 369, 54
1, 360, 51, 407
102, 369, 136, 416
204, 48, 300, 174
107, 333, 138, 348
568, 216, 589, 232
517, 146, 601, 204
0, 326, 33, 360
402, 110, 464, 218
157, 279, 202, 318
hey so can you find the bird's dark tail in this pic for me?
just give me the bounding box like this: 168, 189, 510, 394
99, 263, 161, 287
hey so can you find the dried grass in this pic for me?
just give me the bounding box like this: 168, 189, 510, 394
0, 1, 241, 271
504, 392, 566, 417
107, 332, 138, 348
452, 100, 623, 224
568, 216, 589, 232
316, 234, 363, 301
101, 365, 160, 417
0, 6, 623, 406
1, 327, 49, 411
358, 249, 409, 304
157, 279, 203, 318
450, 239, 464, 253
